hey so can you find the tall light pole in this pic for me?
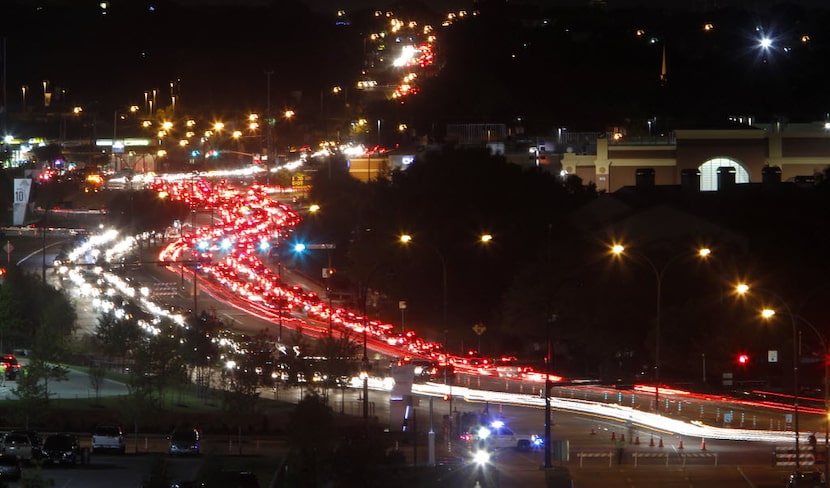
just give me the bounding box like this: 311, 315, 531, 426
611, 244, 711, 411
399, 233, 493, 447
362, 312, 369, 421
544, 314, 554, 469
399, 234, 447, 329
789, 314, 829, 483
265, 70, 273, 170
296, 242, 337, 335
277, 260, 283, 342
736, 284, 802, 474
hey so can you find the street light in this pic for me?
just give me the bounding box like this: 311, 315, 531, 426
736, 284, 805, 475
610, 244, 711, 411
399, 234, 447, 329
787, 313, 830, 482
398, 233, 493, 331
399, 233, 493, 449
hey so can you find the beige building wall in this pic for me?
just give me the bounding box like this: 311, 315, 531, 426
561, 129, 830, 192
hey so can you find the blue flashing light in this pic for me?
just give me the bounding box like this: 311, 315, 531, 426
294, 243, 306, 253
490, 420, 504, 429
197, 240, 210, 251
220, 238, 232, 251
259, 240, 270, 252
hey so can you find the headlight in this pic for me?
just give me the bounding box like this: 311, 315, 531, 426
472, 450, 490, 465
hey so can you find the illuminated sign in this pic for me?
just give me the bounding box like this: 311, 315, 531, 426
96, 138, 152, 147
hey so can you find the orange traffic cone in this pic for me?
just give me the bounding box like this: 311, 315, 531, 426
611, 431, 616, 441
634, 436, 640, 445
701, 438, 707, 451
649, 436, 655, 447
658, 438, 664, 448
678, 439, 684, 449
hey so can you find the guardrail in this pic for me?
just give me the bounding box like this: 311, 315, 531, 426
576, 451, 613, 468
632, 452, 669, 467
680, 452, 718, 466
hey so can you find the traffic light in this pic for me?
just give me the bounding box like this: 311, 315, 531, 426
737, 353, 750, 366
443, 394, 452, 401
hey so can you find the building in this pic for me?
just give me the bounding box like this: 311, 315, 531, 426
561, 122, 830, 193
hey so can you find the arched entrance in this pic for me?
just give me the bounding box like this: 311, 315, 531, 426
698, 157, 750, 191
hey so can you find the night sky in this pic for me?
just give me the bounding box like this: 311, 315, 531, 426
5, 0, 830, 135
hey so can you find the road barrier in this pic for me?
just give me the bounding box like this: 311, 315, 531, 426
576, 451, 614, 468
680, 452, 718, 466
774, 446, 815, 466
632, 452, 670, 467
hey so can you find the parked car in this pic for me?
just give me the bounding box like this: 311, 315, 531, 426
1, 432, 33, 461
41, 433, 81, 465
11, 430, 42, 451
92, 425, 126, 453
0, 455, 21, 481
168, 429, 201, 456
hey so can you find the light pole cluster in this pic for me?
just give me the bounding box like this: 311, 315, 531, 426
735, 284, 829, 479
610, 244, 711, 411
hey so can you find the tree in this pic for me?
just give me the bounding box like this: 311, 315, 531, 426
94, 311, 141, 367
314, 331, 360, 388
88, 363, 107, 403
0, 265, 35, 350
220, 330, 275, 416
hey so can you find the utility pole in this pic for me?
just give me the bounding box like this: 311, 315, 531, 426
265, 70, 274, 173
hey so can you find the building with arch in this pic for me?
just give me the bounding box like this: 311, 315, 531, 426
561, 122, 830, 192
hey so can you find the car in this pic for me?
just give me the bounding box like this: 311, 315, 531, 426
41, 433, 81, 465
469, 420, 542, 452
10, 430, 42, 452
0, 432, 33, 461
786, 470, 826, 487
92, 424, 126, 453
1, 355, 20, 380
168, 429, 201, 456
0, 455, 21, 481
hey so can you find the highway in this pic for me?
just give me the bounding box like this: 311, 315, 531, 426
6, 180, 827, 486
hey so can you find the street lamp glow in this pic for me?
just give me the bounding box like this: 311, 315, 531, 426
309, 204, 321, 213
759, 37, 773, 49
480, 234, 493, 243
761, 308, 776, 319
736, 283, 749, 295
609, 243, 713, 413
400, 234, 412, 244
213, 122, 225, 131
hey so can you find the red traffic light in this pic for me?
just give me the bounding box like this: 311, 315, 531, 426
737, 353, 750, 365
